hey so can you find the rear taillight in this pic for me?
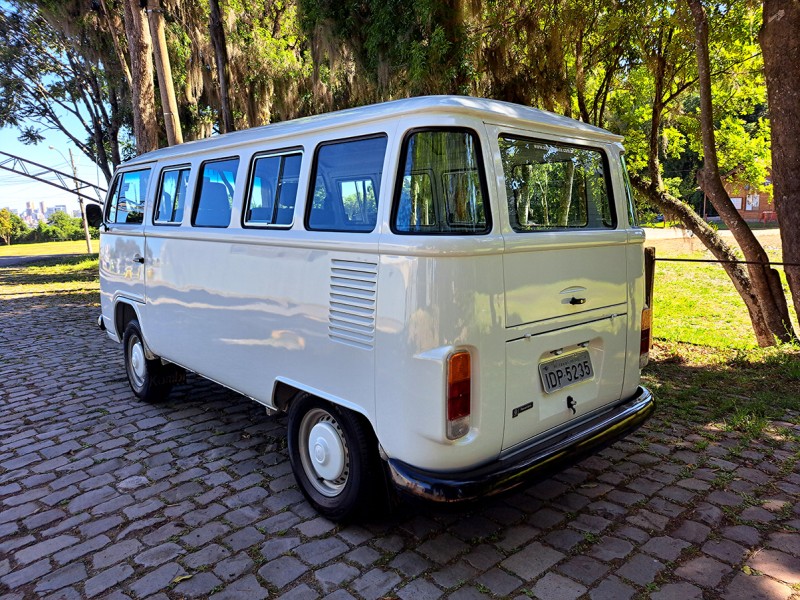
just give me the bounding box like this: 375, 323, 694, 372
447, 351, 471, 440
640, 306, 652, 369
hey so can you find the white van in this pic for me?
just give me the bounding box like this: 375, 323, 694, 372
87, 96, 654, 520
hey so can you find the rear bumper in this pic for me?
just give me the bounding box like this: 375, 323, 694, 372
387, 386, 654, 503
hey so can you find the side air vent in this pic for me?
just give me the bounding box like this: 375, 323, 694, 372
329, 259, 378, 349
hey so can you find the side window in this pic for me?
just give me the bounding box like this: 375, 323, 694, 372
306, 135, 387, 232
620, 154, 639, 227
244, 152, 302, 227
499, 136, 615, 231
192, 158, 240, 227
154, 167, 190, 225
106, 169, 151, 225
393, 130, 489, 234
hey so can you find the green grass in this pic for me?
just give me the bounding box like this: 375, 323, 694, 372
0, 239, 95, 257
0, 255, 99, 300
652, 247, 799, 349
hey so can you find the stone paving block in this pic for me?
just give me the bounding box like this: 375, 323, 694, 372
84, 564, 135, 598
672, 520, 711, 544
180, 520, 230, 548
350, 567, 401, 600
641, 536, 691, 561
501, 542, 564, 580
558, 555, 610, 585
418, 533, 469, 563
261, 535, 301, 561
345, 545, 381, 567
183, 543, 231, 569
588, 575, 635, 600
474, 567, 522, 596
587, 536, 634, 562
173, 571, 224, 597
258, 555, 308, 588
430, 560, 477, 589
543, 528, 585, 552
702, 538, 749, 565
674, 555, 729, 587
208, 574, 269, 600
396, 578, 443, 600
34, 562, 87, 594
747, 548, 800, 584
616, 552, 664, 586
649, 581, 703, 599
129, 561, 187, 598
0, 558, 52, 589
532, 572, 586, 600
721, 572, 793, 600
15, 535, 78, 565
294, 536, 349, 565
463, 544, 503, 571
278, 583, 320, 600
314, 562, 361, 593
767, 532, 800, 555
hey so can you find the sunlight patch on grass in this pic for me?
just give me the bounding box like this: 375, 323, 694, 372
0, 240, 94, 257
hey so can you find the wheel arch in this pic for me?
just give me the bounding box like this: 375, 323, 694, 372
272, 379, 376, 433
114, 300, 155, 359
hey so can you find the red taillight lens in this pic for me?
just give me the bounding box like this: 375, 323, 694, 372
447, 351, 471, 439
640, 307, 652, 368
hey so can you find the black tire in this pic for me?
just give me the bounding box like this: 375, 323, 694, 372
122, 319, 180, 403
287, 395, 381, 521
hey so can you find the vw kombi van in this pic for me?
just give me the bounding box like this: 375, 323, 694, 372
88, 96, 654, 520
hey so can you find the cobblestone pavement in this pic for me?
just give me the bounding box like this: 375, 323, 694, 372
1, 289, 799, 600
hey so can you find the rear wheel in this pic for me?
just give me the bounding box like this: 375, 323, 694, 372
287, 395, 380, 521
123, 319, 181, 403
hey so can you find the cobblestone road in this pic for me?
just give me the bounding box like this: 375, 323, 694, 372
1, 287, 799, 599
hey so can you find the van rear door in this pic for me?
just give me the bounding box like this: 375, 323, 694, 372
488, 128, 630, 451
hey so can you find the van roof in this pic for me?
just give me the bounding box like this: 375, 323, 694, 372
125, 95, 623, 166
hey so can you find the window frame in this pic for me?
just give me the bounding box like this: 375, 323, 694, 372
153, 164, 192, 226
499, 134, 617, 232
242, 148, 304, 230
304, 133, 389, 234
104, 168, 152, 226
390, 127, 492, 236
190, 156, 241, 229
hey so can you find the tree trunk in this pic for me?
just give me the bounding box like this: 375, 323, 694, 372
687, 0, 795, 345
122, 0, 159, 153
760, 0, 800, 322
209, 0, 234, 134
147, 0, 183, 146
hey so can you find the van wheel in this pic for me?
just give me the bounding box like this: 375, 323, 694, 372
287, 395, 379, 521
123, 319, 175, 403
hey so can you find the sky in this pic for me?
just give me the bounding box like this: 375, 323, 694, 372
0, 122, 108, 215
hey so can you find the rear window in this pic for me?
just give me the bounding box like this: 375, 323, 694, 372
106, 169, 151, 225
306, 135, 387, 232
393, 129, 489, 234
192, 158, 240, 228
499, 136, 615, 231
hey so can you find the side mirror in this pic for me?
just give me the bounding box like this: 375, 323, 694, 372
86, 203, 104, 228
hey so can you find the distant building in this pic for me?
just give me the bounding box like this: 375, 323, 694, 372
725, 175, 776, 224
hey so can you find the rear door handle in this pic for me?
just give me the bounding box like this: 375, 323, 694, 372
132, 255, 145, 264
570, 297, 586, 305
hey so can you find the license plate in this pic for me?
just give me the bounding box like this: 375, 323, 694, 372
539, 350, 594, 393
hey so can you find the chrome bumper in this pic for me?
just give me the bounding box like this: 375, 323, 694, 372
387, 386, 654, 503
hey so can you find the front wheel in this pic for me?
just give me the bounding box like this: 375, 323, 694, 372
122, 319, 181, 403
287, 395, 381, 521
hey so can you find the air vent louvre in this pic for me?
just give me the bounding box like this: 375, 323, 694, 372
329, 259, 377, 349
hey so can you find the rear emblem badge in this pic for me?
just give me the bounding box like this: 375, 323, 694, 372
512, 402, 533, 418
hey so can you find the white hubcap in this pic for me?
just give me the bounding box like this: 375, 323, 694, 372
129, 336, 147, 388
308, 422, 345, 481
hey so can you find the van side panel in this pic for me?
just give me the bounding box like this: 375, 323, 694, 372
143, 231, 380, 419
374, 250, 507, 471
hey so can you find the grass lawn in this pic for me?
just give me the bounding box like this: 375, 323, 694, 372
0, 239, 95, 257
0, 255, 99, 301
650, 236, 799, 349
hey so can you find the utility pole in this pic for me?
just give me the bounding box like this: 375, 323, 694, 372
147, 0, 183, 146
69, 149, 94, 254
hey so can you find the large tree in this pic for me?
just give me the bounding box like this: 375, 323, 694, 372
0, 1, 125, 181
760, 0, 800, 322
